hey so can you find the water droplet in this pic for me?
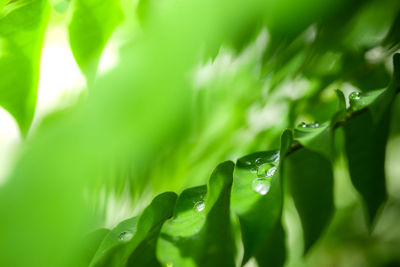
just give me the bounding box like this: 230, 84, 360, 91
194, 201, 205, 212
349, 91, 365, 110
252, 178, 271, 195
311, 122, 319, 128
250, 166, 258, 173
349, 91, 360, 101
298, 122, 307, 128
298, 122, 320, 128
166, 263, 173, 267
257, 163, 277, 178
118, 231, 133, 241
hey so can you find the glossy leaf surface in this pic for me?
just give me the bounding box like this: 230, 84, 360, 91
90, 192, 177, 267
232, 150, 283, 265
157, 161, 236, 267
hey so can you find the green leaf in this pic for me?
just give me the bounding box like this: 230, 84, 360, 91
0, 0, 8, 12
68, 0, 123, 81
343, 110, 389, 226
0, 0, 50, 135
231, 150, 283, 265
89, 192, 177, 267
72, 228, 110, 267
342, 54, 399, 226
287, 148, 334, 253
294, 122, 332, 159
157, 161, 236, 267
254, 220, 286, 267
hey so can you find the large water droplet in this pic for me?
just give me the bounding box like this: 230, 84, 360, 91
166, 263, 174, 267
118, 231, 133, 241
252, 178, 271, 195
349, 91, 361, 101
349, 91, 365, 110
194, 201, 205, 212
257, 163, 277, 178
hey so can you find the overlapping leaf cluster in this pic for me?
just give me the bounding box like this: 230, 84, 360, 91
81, 55, 399, 266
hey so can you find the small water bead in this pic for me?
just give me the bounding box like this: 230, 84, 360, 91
311, 122, 319, 128
194, 201, 205, 212
257, 163, 277, 178
298, 122, 320, 128
252, 178, 271, 195
118, 231, 133, 242
166, 263, 174, 267
299, 122, 307, 128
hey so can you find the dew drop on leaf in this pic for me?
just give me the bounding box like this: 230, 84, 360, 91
118, 231, 133, 241
299, 122, 307, 128
252, 178, 271, 195
194, 201, 205, 212
349, 91, 361, 101
349, 91, 365, 110
298, 122, 320, 128
257, 163, 277, 178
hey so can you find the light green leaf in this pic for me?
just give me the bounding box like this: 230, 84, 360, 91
231, 150, 283, 265
287, 148, 334, 253
68, 0, 123, 81
157, 161, 236, 267
0, 0, 50, 135
90, 192, 177, 267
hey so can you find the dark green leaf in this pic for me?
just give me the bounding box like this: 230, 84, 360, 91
157, 161, 236, 267
0, 0, 50, 135
68, 0, 123, 81
343, 54, 399, 226
343, 110, 389, 226
90, 192, 177, 267
287, 148, 334, 253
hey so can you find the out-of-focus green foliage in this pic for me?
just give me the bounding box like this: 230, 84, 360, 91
0, 0, 399, 266
0, 0, 50, 135
68, 0, 123, 82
